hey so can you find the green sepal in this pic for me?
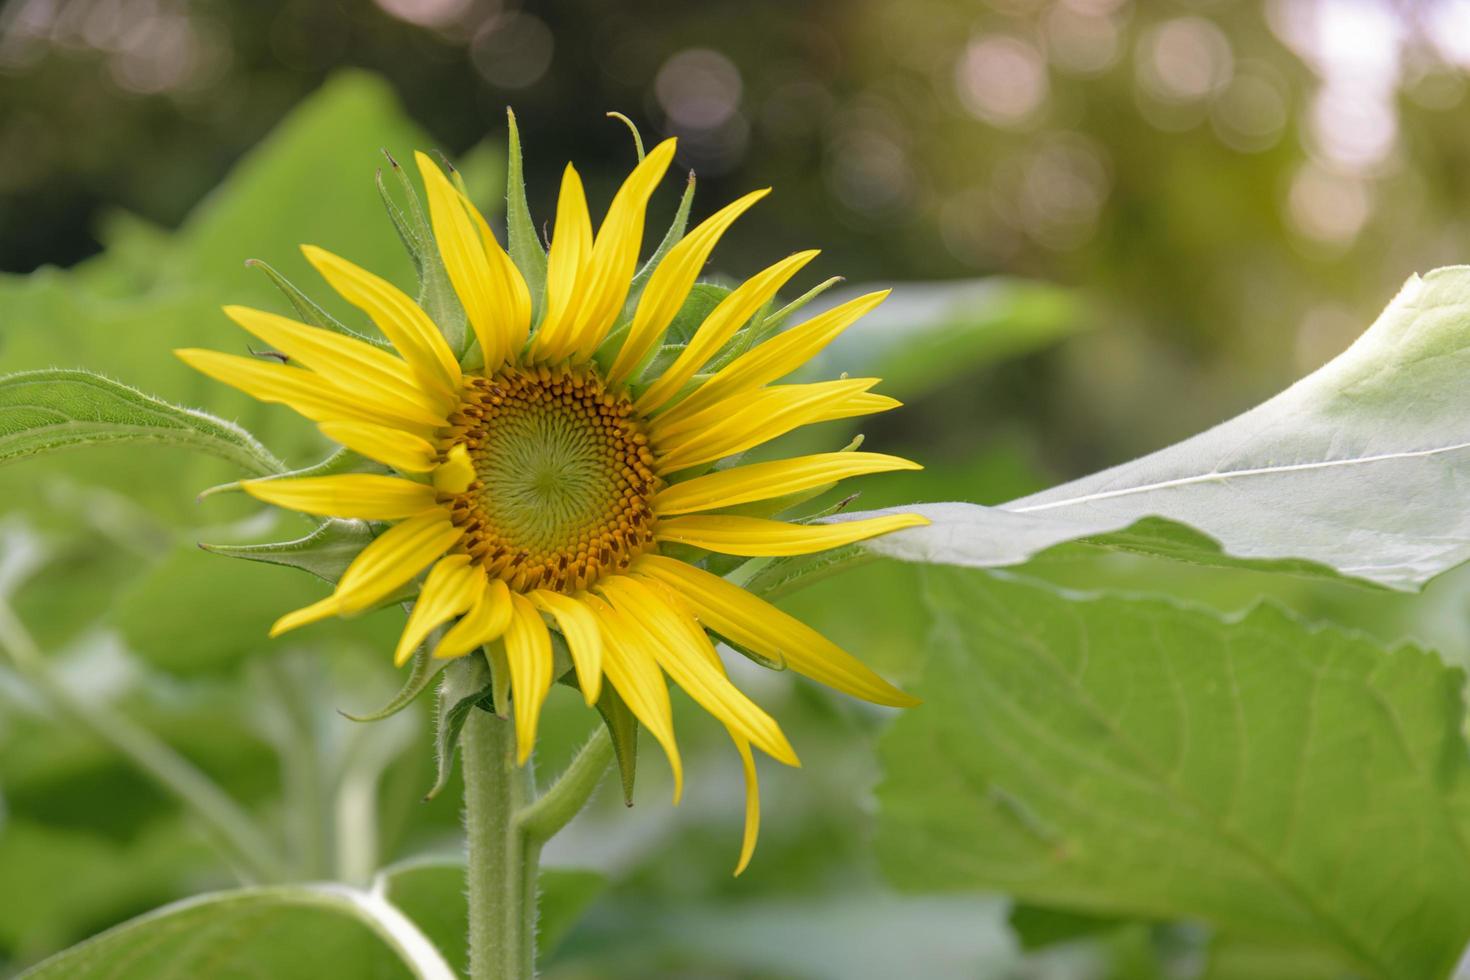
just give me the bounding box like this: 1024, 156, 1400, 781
737, 544, 876, 603
376, 151, 468, 356
504, 109, 547, 327
200, 518, 402, 597
426, 650, 494, 801
199, 445, 383, 501
560, 676, 638, 806
340, 627, 450, 723
243, 257, 382, 347
548, 629, 637, 803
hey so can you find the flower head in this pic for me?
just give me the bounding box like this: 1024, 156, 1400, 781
178, 136, 924, 871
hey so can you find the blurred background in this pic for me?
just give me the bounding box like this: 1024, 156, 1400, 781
4, 0, 1470, 976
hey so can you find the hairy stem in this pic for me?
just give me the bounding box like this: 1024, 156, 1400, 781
518, 726, 613, 845
462, 707, 537, 980
0, 597, 286, 883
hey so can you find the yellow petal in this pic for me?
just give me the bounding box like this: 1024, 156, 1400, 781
269, 593, 341, 637
653, 379, 891, 473
732, 738, 760, 876
414, 152, 530, 372
655, 513, 930, 557
432, 444, 475, 494
329, 510, 463, 618
662, 290, 889, 425
318, 421, 439, 473
221, 305, 449, 426
653, 451, 921, 515
437, 576, 513, 659
635, 248, 817, 414
530, 165, 594, 364
301, 245, 461, 398
531, 590, 604, 704
635, 554, 918, 707
598, 576, 797, 767
394, 556, 480, 666
243, 474, 438, 520
586, 594, 683, 801
609, 183, 767, 386
176, 349, 427, 434
564, 139, 680, 363
504, 592, 554, 764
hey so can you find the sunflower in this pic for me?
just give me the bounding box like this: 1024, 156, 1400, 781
177, 138, 925, 871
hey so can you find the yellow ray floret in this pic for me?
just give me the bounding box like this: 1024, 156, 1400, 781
635, 247, 817, 413
269, 511, 462, 637
610, 185, 771, 385
504, 593, 554, 764
414, 152, 530, 373
395, 556, 481, 666
242, 474, 437, 520
652, 452, 922, 515
221, 305, 451, 425
531, 590, 604, 704
653, 379, 895, 472
175, 348, 435, 436
317, 421, 439, 473
438, 576, 513, 660
658, 290, 891, 426
302, 245, 462, 399
531, 166, 596, 363
566, 138, 678, 362
635, 554, 919, 708
597, 576, 798, 766
588, 594, 684, 802
654, 513, 931, 557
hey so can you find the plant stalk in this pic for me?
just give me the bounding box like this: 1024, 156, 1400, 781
462, 707, 537, 980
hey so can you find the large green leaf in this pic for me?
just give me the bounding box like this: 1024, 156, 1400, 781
0, 370, 282, 476
17, 885, 454, 980
877, 569, 1470, 979
855, 267, 1470, 590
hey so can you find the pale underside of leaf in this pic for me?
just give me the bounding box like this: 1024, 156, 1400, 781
851, 267, 1470, 591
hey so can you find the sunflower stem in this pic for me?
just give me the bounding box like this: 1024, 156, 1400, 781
517, 725, 613, 844
462, 706, 538, 980
0, 597, 287, 884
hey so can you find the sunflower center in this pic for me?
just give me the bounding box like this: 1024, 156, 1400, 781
441, 365, 660, 594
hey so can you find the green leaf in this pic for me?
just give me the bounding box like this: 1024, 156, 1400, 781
877, 568, 1470, 980
378, 858, 607, 973
855, 267, 1470, 591
16, 885, 455, 979
0, 370, 283, 476
1006, 903, 1122, 952
426, 652, 493, 801
1200, 935, 1356, 980
504, 109, 547, 326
